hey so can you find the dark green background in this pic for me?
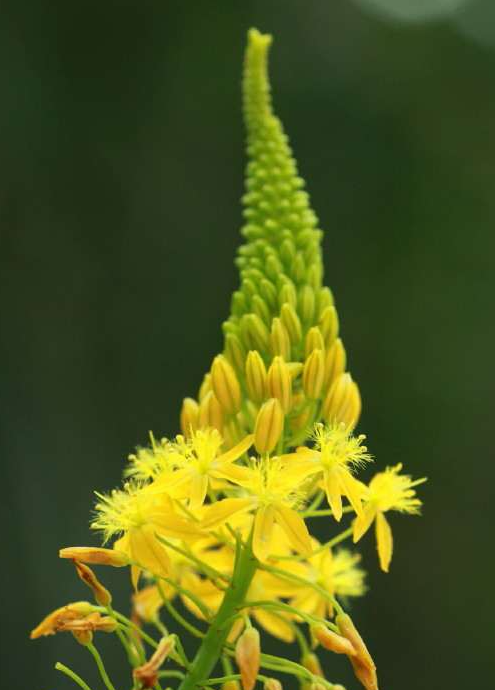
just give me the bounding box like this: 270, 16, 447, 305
1, 1, 493, 688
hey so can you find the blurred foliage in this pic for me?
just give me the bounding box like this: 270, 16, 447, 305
1, 1, 494, 689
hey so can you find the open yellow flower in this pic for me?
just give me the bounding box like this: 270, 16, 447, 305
202, 457, 314, 561
290, 422, 372, 521
92, 482, 202, 587
153, 428, 254, 510
353, 463, 426, 572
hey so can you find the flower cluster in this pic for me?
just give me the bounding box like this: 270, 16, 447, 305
31, 28, 425, 690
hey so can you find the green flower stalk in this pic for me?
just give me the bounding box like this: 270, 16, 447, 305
32, 28, 426, 690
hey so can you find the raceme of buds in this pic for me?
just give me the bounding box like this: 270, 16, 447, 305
267, 356, 292, 413
254, 398, 284, 454
312, 623, 356, 657
235, 627, 260, 690
133, 635, 176, 689
180, 397, 199, 437
336, 613, 378, 690
246, 350, 268, 403
303, 349, 325, 400
211, 355, 242, 415
73, 560, 112, 606
59, 546, 129, 567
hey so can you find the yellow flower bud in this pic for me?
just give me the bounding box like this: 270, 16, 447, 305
322, 373, 361, 429
241, 313, 270, 352
280, 302, 302, 346
246, 350, 268, 403
336, 613, 378, 690
235, 627, 260, 690
312, 623, 356, 656
254, 398, 284, 454
298, 284, 315, 325
279, 280, 297, 308
267, 356, 292, 413
198, 390, 224, 432
305, 326, 325, 358
222, 682, 241, 690
270, 317, 291, 360
180, 397, 199, 437
198, 373, 212, 402
290, 404, 312, 434
252, 294, 271, 326
301, 652, 323, 677
59, 547, 129, 567
319, 305, 339, 347
302, 349, 325, 400
264, 679, 283, 690
287, 361, 303, 380
316, 287, 334, 318
225, 333, 247, 373
211, 355, 242, 415
73, 561, 112, 607
323, 338, 346, 390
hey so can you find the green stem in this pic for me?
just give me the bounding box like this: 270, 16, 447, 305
177, 534, 258, 690
55, 662, 93, 690
87, 643, 118, 690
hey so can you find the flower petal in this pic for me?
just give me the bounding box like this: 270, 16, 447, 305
202, 497, 254, 530
324, 471, 343, 522
274, 504, 312, 556
253, 506, 276, 561
217, 434, 254, 464
353, 503, 376, 543
375, 511, 393, 572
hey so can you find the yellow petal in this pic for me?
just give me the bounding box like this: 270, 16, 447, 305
375, 511, 393, 572
202, 497, 253, 530
129, 526, 171, 581
253, 607, 294, 643
189, 474, 209, 510
253, 506, 276, 561
338, 468, 364, 517
353, 503, 376, 543
274, 504, 312, 556
324, 471, 343, 522
213, 463, 251, 484
217, 434, 254, 464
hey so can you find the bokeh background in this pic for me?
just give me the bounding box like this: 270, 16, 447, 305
2, 0, 494, 688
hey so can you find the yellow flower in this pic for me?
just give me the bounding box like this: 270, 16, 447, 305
126, 433, 180, 481
290, 423, 372, 521
353, 463, 426, 572
92, 482, 201, 587
202, 457, 314, 561
155, 428, 254, 510
289, 542, 366, 619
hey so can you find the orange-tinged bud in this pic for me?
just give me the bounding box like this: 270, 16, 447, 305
59, 612, 117, 634
336, 613, 378, 690
318, 305, 339, 347
235, 627, 260, 690
264, 679, 283, 690
73, 561, 112, 607
270, 317, 291, 360
198, 390, 224, 432
254, 398, 284, 454
305, 326, 325, 358
246, 350, 268, 403
59, 546, 129, 567
312, 623, 356, 656
30, 602, 94, 639
301, 652, 323, 677
267, 356, 292, 413
323, 338, 346, 390
72, 629, 93, 646
133, 635, 176, 688
212, 355, 242, 415
303, 349, 325, 400
180, 397, 199, 437
280, 302, 302, 346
